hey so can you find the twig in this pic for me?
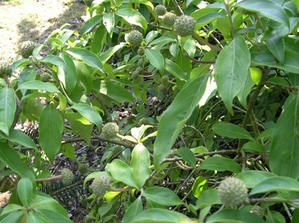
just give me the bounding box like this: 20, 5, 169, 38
173, 0, 184, 15
35, 175, 62, 182
192, 33, 221, 52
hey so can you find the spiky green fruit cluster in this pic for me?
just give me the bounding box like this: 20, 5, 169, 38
0, 62, 12, 77
155, 4, 167, 16
20, 41, 36, 58
218, 177, 248, 209
90, 175, 111, 197
61, 168, 74, 185
163, 12, 176, 27
101, 122, 119, 138
174, 15, 196, 36
127, 30, 143, 47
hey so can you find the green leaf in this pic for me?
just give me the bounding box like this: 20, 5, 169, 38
237, 170, 276, 188
196, 189, 221, 209
131, 144, 151, 189
66, 48, 104, 73
0, 88, 17, 135
131, 208, 192, 223
72, 103, 102, 128
214, 36, 251, 113
207, 209, 264, 223
99, 43, 125, 63
143, 186, 182, 206
122, 197, 143, 223
238, 0, 289, 27
250, 176, 299, 195
80, 15, 102, 35
39, 105, 64, 160
145, 49, 165, 72
100, 80, 134, 103
200, 156, 241, 173
8, 129, 36, 149
212, 122, 253, 140
58, 53, 78, 94
18, 80, 60, 93
270, 94, 299, 178
165, 59, 187, 81
0, 211, 24, 223
116, 7, 147, 30
0, 142, 34, 179
266, 36, 285, 63
103, 13, 115, 34
106, 159, 138, 188
176, 147, 196, 167
17, 178, 33, 206
154, 74, 208, 167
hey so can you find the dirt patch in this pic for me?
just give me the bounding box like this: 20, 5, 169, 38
0, 0, 85, 62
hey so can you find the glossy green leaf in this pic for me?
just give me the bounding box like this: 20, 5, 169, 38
58, 53, 77, 94
116, 7, 147, 30
212, 122, 253, 140
0, 88, 16, 135
0, 211, 24, 223
143, 186, 182, 206
131, 144, 151, 189
72, 103, 102, 128
154, 74, 208, 167
17, 178, 33, 206
103, 12, 115, 34
237, 170, 276, 188
66, 48, 104, 73
207, 209, 264, 223
238, 0, 289, 27
100, 80, 134, 103
250, 176, 299, 195
122, 197, 143, 223
145, 49, 165, 72
214, 36, 251, 113
266, 36, 285, 63
99, 43, 125, 63
165, 59, 187, 81
270, 94, 299, 178
39, 105, 64, 160
18, 80, 60, 93
106, 159, 138, 188
80, 15, 102, 35
0, 142, 34, 179
8, 129, 36, 149
196, 189, 221, 209
200, 156, 241, 173
131, 208, 192, 223
176, 147, 196, 167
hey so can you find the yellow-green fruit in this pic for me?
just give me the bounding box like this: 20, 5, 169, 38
90, 175, 111, 197
174, 15, 196, 37
155, 4, 167, 16
127, 30, 143, 47
0, 62, 12, 77
61, 168, 74, 185
20, 41, 36, 58
101, 122, 119, 138
250, 67, 262, 85
218, 177, 248, 209
163, 12, 176, 27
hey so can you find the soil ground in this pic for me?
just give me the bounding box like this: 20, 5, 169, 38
0, 0, 85, 63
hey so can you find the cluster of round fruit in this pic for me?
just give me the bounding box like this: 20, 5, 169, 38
155, 4, 196, 37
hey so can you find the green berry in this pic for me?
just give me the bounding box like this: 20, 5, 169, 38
218, 177, 248, 209
101, 122, 119, 138
61, 168, 74, 185
20, 41, 36, 58
155, 4, 167, 16
163, 12, 176, 27
0, 62, 12, 77
90, 175, 111, 197
127, 30, 143, 47
137, 48, 145, 55
174, 15, 196, 37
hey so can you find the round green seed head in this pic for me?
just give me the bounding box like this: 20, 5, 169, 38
101, 122, 119, 138
90, 175, 111, 197
61, 168, 74, 185
218, 177, 248, 209
155, 4, 167, 16
127, 30, 143, 47
174, 15, 196, 37
0, 62, 12, 77
20, 41, 36, 58
163, 12, 176, 27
